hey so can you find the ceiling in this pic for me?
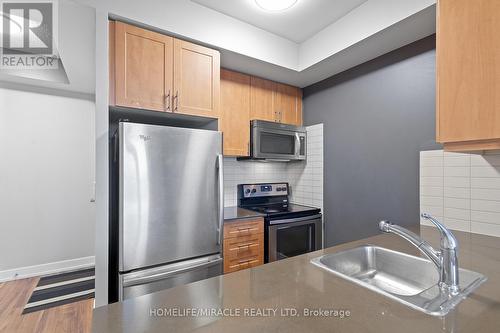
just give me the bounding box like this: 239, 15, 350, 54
192, 0, 368, 43
4, 0, 436, 94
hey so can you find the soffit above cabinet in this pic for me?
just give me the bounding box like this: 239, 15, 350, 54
76, 0, 435, 90
191, 0, 368, 43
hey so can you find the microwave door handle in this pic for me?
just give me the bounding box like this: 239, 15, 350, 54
294, 133, 301, 157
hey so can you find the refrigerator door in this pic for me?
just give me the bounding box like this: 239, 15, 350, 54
119, 122, 223, 272
118, 254, 223, 301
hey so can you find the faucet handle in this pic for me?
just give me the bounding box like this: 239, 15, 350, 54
421, 213, 458, 250
379, 220, 392, 232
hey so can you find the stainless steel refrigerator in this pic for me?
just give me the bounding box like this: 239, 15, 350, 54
118, 122, 223, 301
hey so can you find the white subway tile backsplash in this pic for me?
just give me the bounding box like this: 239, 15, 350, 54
471, 200, 500, 213
444, 197, 470, 210
471, 178, 500, 189
421, 157, 443, 167
421, 186, 443, 197
421, 167, 444, 177
421, 196, 444, 207
471, 210, 500, 225
444, 187, 470, 199
444, 155, 470, 167
443, 218, 470, 233
444, 177, 470, 188
420, 205, 444, 217
471, 188, 500, 201
420, 177, 443, 187
444, 207, 470, 221
471, 222, 500, 237
420, 149, 500, 238
443, 167, 469, 177
470, 166, 500, 178
420, 150, 443, 157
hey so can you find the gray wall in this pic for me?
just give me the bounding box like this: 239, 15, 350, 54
303, 35, 441, 246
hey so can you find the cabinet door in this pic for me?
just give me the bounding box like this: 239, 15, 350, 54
250, 76, 276, 122
114, 22, 173, 111
275, 83, 302, 126
437, 0, 500, 143
173, 39, 220, 118
220, 69, 251, 156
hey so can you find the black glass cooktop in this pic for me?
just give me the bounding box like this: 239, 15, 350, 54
244, 203, 320, 218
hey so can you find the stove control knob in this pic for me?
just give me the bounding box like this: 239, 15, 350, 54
245, 189, 251, 194
277, 188, 282, 192
251, 189, 257, 193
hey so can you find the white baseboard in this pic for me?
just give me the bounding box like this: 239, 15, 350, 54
0, 256, 95, 283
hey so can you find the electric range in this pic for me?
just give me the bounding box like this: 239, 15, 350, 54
238, 183, 323, 263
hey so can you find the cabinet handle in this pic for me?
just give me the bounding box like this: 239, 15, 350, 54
229, 227, 259, 235
173, 91, 179, 112
165, 91, 171, 111
229, 243, 258, 252
229, 259, 259, 269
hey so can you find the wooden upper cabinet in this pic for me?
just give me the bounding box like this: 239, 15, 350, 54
250, 76, 276, 122
173, 39, 220, 118
113, 22, 173, 112
110, 22, 220, 118
220, 69, 251, 156
275, 83, 302, 126
437, 0, 500, 151
249, 77, 302, 126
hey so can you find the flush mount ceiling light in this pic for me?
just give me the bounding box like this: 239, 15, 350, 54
255, 0, 298, 12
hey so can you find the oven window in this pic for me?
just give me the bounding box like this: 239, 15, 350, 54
260, 132, 295, 155
276, 224, 315, 260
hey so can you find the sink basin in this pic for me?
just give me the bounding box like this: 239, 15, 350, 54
311, 245, 487, 316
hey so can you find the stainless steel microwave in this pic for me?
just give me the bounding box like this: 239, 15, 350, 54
249, 120, 306, 161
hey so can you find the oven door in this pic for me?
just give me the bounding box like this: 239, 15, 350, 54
267, 214, 322, 262
252, 126, 306, 160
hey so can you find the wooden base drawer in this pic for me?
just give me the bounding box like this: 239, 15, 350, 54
224, 255, 263, 274
223, 218, 263, 239
223, 234, 262, 262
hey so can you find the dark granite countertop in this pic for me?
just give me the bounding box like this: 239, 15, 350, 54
223, 206, 265, 221
92, 226, 500, 332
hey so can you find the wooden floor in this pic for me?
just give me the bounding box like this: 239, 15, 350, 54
0, 277, 93, 333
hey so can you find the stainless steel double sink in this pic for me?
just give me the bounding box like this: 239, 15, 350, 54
311, 245, 486, 316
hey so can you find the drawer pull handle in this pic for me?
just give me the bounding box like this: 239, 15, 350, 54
229, 243, 258, 252
229, 259, 259, 269
229, 227, 259, 235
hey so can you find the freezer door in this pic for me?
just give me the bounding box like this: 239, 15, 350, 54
119, 255, 223, 301
119, 122, 223, 272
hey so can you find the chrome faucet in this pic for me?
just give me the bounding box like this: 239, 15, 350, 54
379, 213, 460, 294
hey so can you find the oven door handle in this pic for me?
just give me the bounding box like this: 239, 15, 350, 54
269, 213, 322, 225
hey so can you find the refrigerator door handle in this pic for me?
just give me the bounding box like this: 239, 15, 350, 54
217, 154, 224, 245
123, 256, 223, 288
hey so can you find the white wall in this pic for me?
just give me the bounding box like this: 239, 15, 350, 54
76, 0, 298, 70
0, 86, 95, 280
420, 150, 500, 237
0, 0, 96, 94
